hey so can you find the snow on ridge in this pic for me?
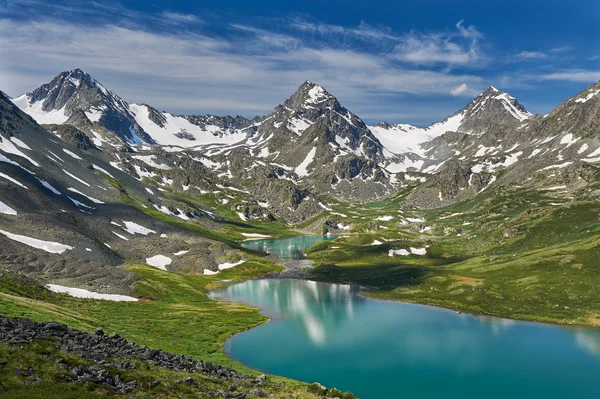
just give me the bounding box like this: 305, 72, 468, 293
0, 172, 28, 189
84, 106, 106, 123
295, 147, 317, 177
129, 104, 247, 148
122, 221, 155, 235
305, 85, 329, 105
370, 112, 464, 156
37, 178, 61, 195
559, 133, 578, 147
574, 89, 600, 104
0, 134, 40, 167
287, 117, 313, 135
132, 155, 172, 170
63, 149, 83, 160
0, 200, 17, 215
9, 137, 31, 150
12, 95, 69, 125
0, 228, 73, 253
62, 169, 90, 187
92, 164, 114, 178
47, 284, 138, 302
67, 187, 104, 204
493, 93, 532, 121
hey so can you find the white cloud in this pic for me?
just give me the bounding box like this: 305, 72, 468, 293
392, 20, 483, 67
0, 19, 484, 123
516, 51, 547, 59
450, 83, 468, 96
161, 11, 201, 24
536, 70, 600, 83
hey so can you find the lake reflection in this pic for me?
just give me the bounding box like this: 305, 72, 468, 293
241, 235, 338, 259
211, 279, 600, 399
210, 279, 361, 344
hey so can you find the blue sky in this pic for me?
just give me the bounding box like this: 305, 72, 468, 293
0, 0, 598, 125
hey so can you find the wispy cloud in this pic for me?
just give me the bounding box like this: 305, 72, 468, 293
392, 20, 483, 67
0, 16, 485, 123
0, 0, 592, 124
516, 51, 547, 59
161, 11, 202, 24
450, 83, 468, 96
535, 70, 600, 83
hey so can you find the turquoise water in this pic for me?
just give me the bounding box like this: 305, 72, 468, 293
211, 279, 600, 399
241, 235, 338, 259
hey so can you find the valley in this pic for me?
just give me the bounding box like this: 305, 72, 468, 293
0, 68, 599, 398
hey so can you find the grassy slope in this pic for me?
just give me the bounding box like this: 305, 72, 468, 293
0, 260, 357, 398
2, 171, 598, 396
308, 185, 600, 326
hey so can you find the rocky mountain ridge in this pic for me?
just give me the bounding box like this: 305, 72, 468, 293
6, 69, 600, 213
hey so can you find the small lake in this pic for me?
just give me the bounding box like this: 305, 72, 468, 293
241, 235, 338, 259
211, 279, 600, 399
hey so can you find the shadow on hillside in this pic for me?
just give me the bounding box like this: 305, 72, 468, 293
310, 262, 432, 291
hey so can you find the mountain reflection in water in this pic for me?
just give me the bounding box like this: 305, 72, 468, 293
241, 235, 339, 260
211, 279, 361, 344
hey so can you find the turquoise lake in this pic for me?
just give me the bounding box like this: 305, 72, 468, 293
210, 279, 600, 399
241, 235, 338, 259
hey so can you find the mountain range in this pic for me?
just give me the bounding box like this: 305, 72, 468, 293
1, 68, 599, 291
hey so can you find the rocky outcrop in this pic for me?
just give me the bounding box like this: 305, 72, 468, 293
0, 316, 354, 398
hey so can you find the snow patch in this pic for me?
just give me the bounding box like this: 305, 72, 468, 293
122, 221, 155, 235
217, 259, 246, 270
145, 255, 172, 270
47, 284, 138, 302
295, 147, 317, 177
62, 149, 83, 160
0, 200, 17, 215
0, 172, 28, 189
0, 228, 72, 253
67, 188, 104, 204
62, 169, 90, 187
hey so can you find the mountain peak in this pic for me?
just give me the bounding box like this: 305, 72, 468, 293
459, 85, 532, 129
480, 85, 500, 96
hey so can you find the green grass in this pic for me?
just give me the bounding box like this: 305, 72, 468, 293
0, 260, 281, 369
0, 260, 360, 397
306, 194, 600, 327
0, 338, 341, 399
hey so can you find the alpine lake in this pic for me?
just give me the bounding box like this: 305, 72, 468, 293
207, 236, 600, 399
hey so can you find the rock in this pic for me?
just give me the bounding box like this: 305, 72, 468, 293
95, 328, 104, 336
44, 322, 67, 332
249, 388, 267, 397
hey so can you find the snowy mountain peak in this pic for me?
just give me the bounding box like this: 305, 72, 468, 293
289, 81, 334, 109
13, 70, 150, 144
460, 85, 532, 128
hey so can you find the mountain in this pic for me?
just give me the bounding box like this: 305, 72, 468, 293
369, 85, 533, 158
12, 69, 254, 148
0, 89, 251, 292
12, 69, 153, 144
402, 83, 600, 208
2, 70, 600, 322
9, 69, 600, 216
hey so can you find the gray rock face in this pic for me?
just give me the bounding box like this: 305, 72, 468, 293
183, 114, 254, 135
457, 86, 532, 133
7, 69, 600, 218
